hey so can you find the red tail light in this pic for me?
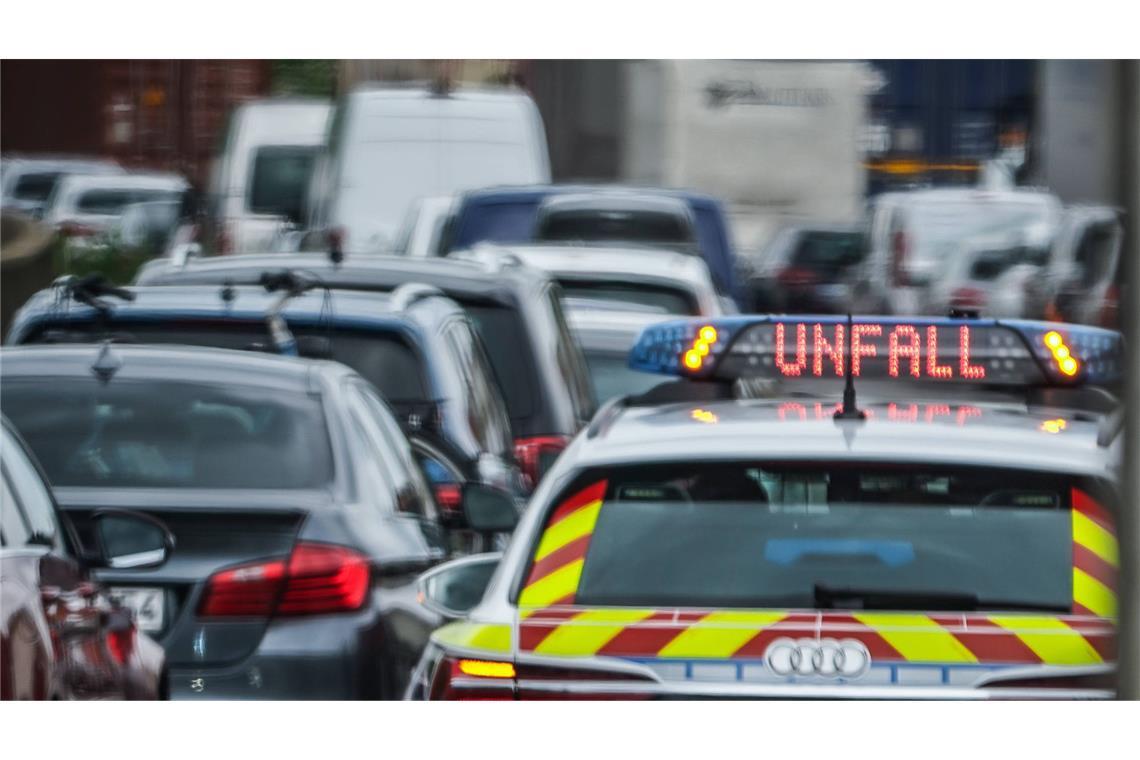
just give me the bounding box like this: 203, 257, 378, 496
1098, 283, 1120, 328
59, 221, 98, 238
776, 267, 817, 288
327, 227, 345, 253
890, 230, 910, 286
950, 286, 987, 310
197, 542, 369, 618
106, 626, 135, 666
433, 483, 463, 516
513, 435, 569, 491
429, 656, 654, 700
216, 222, 233, 255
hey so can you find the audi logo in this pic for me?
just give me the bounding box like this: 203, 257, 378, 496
764, 638, 871, 678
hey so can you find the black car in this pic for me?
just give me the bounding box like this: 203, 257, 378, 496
7, 278, 523, 522
741, 223, 867, 314
134, 250, 597, 489
1, 343, 515, 699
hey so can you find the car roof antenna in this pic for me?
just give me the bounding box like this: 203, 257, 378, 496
834, 313, 866, 421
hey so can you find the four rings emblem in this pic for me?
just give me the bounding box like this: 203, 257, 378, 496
764, 638, 871, 678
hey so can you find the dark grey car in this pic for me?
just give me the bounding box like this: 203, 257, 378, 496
0, 343, 512, 699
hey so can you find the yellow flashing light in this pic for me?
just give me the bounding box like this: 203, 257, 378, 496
691, 408, 718, 424
699, 325, 718, 344
683, 325, 720, 372
457, 659, 515, 679
1040, 418, 1068, 434
683, 350, 703, 370
1043, 331, 1080, 377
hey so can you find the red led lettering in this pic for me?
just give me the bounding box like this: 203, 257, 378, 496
924, 404, 951, 423
959, 326, 985, 380
812, 324, 845, 377
850, 324, 881, 376
778, 402, 807, 421
888, 403, 918, 422
955, 406, 982, 425
775, 323, 808, 377
888, 325, 921, 378
926, 326, 953, 379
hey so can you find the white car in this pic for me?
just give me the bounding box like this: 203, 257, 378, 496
43, 173, 189, 243
458, 243, 726, 318
852, 188, 1063, 316
1, 156, 123, 218
307, 85, 551, 256
391, 195, 456, 257
206, 98, 331, 255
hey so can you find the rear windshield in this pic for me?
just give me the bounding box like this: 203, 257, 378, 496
248, 145, 319, 220
545, 462, 1115, 613
75, 188, 183, 216
583, 349, 665, 405
24, 322, 431, 404
1, 378, 333, 489
451, 200, 540, 250
558, 280, 698, 316
790, 231, 866, 274
537, 210, 694, 246
13, 172, 62, 202
904, 199, 1058, 261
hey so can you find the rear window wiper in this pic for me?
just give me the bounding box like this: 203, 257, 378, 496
812, 583, 1068, 613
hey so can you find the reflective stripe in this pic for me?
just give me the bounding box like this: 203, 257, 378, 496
852, 613, 978, 663
1073, 511, 1119, 566
658, 611, 787, 659
518, 559, 584, 608
988, 615, 1103, 665
1072, 568, 1117, 620
534, 609, 656, 656
533, 499, 604, 562
432, 621, 512, 654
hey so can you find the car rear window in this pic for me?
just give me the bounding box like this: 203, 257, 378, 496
531, 462, 1116, 614
1, 378, 333, 489
537, 209, 694, 246
790, 231, 866, 275
13, 172, 62, 202
557, 279, 698, 316
450, 200, 541, 251
248, 145, 319, 220
582, 349, 665, 405
464, 304, 537, 422
24, 321, 431, 404
75, 188, 182, 215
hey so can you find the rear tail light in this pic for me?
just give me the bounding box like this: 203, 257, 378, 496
890, 230, 910, 287
59, 221, 98, 238
106, 626, 136, 665
1098, 283, 1120, 328
513, 436, 569, 491
327, 227, 345, 253
776, 266, 817, 288
429, 656, 654, 700
197, 542, 370, 618
433, 483, 463, 517
216, 222, 233, 255
950, 286, 987, 310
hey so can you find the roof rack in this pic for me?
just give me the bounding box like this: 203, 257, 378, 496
390, 282, 445, 310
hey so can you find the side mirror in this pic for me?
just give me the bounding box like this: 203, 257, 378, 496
417, 552, 502, 619
462, 484, 519, 534
91, 510, 174, 570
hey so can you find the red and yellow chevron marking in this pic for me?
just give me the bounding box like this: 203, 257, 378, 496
516, 607, 1114, 666
1071, 488, 1118, 619
518, 480, 608, 609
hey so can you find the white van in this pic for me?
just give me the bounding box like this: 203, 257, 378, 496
310, 85, 550, 255
208, 98, 332, 254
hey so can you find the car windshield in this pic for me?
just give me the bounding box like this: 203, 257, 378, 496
248, 145, 318, 220
13, 172, 62, 202
557, 462, 1114, 613
582, 349, 665, 404
558, 279, 698, 316
1, 378, 333, 489
906, 199, 1059, 262
23, 322, 431, 404
538, 209, 694, 246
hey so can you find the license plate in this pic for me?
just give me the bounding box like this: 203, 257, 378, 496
109, 587, 165, 632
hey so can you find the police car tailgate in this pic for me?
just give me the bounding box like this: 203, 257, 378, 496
513, 607, 1115, 698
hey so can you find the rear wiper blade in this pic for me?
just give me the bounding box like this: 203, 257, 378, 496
812, 583, 1068, 613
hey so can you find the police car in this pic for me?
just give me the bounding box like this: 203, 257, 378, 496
407, 314, 1122, 699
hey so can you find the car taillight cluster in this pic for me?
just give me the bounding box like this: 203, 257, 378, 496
777, 266, 817, 288
197, 542, 370, 618
890, 229, 910, 286
428, 656, 654, 700
950, 286, 987, 310
58, 221, 98, 238
513, 435, 569, 491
